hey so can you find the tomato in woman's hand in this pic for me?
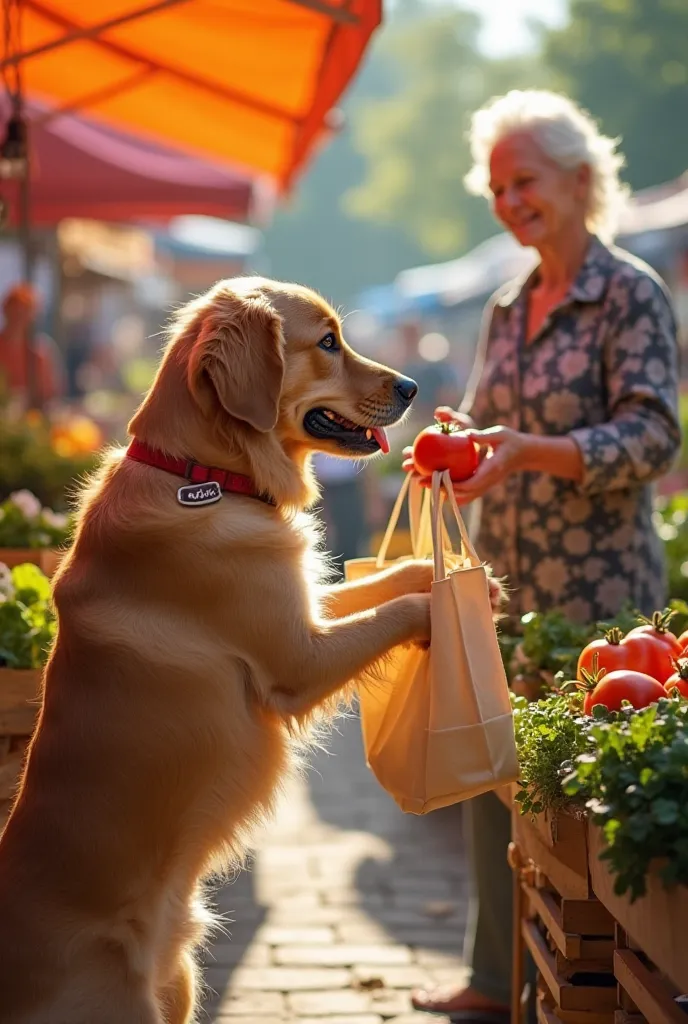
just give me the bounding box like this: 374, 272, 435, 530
626, 609, 682, 657
412, 421, 479, 481
665, 658, 688, 698
583, 669, 667, 715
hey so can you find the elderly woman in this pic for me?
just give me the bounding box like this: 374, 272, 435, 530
411, 90, 680, 1020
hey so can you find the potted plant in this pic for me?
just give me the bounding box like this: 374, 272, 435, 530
0, 490, 73, 575
0, 561, 55, 818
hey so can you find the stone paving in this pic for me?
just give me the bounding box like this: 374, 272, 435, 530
200, 713, 470, 1023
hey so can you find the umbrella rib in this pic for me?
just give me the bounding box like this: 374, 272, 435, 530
35, 68, 159, 125
0, 0, 192, 69
285, 0, 359, 24
17, 0, 304, 125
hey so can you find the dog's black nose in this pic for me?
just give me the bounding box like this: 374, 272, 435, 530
394, 376, 418, 405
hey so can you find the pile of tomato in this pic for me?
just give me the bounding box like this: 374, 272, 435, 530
576, 611, 688, 714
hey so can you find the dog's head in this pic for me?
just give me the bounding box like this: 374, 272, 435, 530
130, 278, 417, 507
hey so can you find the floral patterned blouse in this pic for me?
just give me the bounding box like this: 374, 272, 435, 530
461, 237, 681, 623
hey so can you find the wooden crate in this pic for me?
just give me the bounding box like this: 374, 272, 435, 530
524, 884, 615, 969
588, 825, 688, 995
523, 916, 617, 1017
0, 548, 62, 576
0, 668, 42, 823
513, 806, 592, 899
509, 813, 617, 1024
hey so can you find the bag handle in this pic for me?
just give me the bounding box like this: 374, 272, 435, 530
431, 470, 481, 581
376, 473, 430, 567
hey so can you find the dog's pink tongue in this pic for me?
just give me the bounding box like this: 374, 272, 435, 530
372, 427, 390, 454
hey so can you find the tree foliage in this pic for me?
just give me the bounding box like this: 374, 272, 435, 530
261, 0, 688, 308
345, 6, 551, 259
544, 0, 688, 191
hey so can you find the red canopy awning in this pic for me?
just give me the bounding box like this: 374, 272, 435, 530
0, 103, 270, 227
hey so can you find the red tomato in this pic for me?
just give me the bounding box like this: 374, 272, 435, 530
626, 610, 682, 657
577, 629, 655, 680
412, 423, 479, 481
677, 629, 688, 654
665, 658, 688, 698
583, 670, 667, 715
578, 630, 673, 683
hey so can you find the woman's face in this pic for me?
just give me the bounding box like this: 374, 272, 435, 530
488, 131, 589, 249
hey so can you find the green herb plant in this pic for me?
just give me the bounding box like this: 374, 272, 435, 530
512, 691, 591, 817
563, 698, 688, 901
0, 562, 56, 669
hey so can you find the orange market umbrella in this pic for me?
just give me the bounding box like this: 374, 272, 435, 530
1, 0, 382, 190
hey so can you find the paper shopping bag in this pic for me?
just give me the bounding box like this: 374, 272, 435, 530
345, 471, 518, 814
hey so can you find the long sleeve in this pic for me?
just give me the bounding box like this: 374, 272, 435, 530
570, 272, 681, 495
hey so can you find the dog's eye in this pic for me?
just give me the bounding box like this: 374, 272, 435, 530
318, 332, 339, 352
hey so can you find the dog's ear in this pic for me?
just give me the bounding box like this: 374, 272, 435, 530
188, 291, 285, 433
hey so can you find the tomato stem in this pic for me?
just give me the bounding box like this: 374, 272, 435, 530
577, 651, 608, 693
636, 607, 676, 634
433, 418, 458, 435
671, 656, 688, 679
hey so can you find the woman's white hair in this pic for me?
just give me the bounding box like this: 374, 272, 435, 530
465, 90, 630, 243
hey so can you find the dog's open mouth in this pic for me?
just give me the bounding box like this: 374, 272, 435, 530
303, 408, 390, 455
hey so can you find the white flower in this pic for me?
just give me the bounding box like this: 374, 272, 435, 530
10, 489, 42, 520
41, 509, 69, 530
0, 562, 14, 602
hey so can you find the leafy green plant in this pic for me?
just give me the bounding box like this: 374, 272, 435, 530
0, 491, 74, 549
512, 691, 592, 816
563, 698, 688, 901
0, 562, 56, 669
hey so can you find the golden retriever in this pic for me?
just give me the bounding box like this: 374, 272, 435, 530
0, 277, 438, 1023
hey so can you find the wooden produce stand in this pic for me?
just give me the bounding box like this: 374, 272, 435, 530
509, 799, 688, 1024
509, 807, 617, 1024
0, 668, 42, 824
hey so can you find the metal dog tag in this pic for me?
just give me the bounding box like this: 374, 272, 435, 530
177, 481, 222, 506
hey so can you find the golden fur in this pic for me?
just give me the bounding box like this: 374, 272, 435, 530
0, 278, 438, 1023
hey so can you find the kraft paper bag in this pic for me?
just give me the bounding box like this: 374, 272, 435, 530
345, 471, 519, 815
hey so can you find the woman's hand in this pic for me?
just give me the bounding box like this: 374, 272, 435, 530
403, 423, 532, 503
450, 426, 529, 504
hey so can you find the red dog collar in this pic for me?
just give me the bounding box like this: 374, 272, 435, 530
126, 439, 276, 507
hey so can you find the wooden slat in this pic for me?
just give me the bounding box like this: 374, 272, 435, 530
614, 950, 684, 1024
0, 548, 61, 575
539, 999, 615, 1024
527, 886, 582, 959
0, 669, 42, 734
561, 899, 615, 936
556, 949, 616, 979
523, 921, 617, 1012
0, 751, 23, 800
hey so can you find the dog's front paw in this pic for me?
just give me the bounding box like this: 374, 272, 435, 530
485, 571, 507, 615
392, 559, 434, 596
